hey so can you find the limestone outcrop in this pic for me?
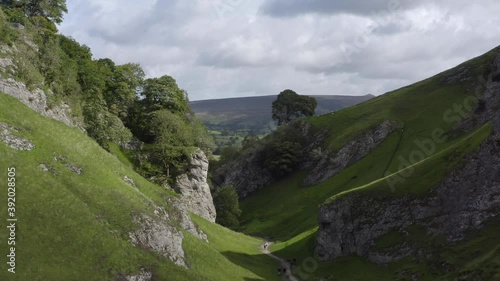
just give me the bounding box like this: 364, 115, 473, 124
0, 78, 83, 130
316, 61, 500, 264
129, 207, 187, 267
303, 120, 398, 186
175, 149, 217, 222
0, 121, 35, 150
214, 149, 274, 198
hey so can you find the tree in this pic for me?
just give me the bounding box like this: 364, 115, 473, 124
214, 185, 241, 229
141, 75, 189, 113
262, 140, 302, 177
101, 61, 145, 120
272, 89, 317, 125
242, 134, 259, 150
2, 0, 68, 24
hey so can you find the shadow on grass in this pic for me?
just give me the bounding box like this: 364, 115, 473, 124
221, 251, 282, 281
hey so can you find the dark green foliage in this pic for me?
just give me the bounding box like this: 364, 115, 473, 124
101, 61, 145, 120
241, 134, 259, 151
83, 97, 132, 147
272, 89, 317, 125
262, 140, 302, 177
258, 120, 308, 178
0, 11, 18, 44
0, 6, 214, 185
141, 75, 189, 113
2, 6, 28, 25
2, 0, 67, 24
214, 185, 241, 229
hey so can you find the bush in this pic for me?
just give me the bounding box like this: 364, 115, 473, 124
214, 185, 241, 229
83, 97, 132, 147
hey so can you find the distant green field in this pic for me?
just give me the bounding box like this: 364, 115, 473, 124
191, 95, 374, 149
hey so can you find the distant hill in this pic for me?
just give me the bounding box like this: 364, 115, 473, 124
190, 94, 374, 135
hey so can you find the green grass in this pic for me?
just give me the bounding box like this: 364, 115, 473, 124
324, 122, 493, 204
267, 220, 500, 281
0, 93, 281, 281
238, 46, 500, 280
240, 123, 492, 241
239, 132, 403, 240
240, 46, 500, 241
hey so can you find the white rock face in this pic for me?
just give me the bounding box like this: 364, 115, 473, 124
175, 149, 217, 222
0, 122, 34, 150
0, 77, 84, 131
129, 209, 187, 267
304, 120, 397, 185
123, 269, 152, 281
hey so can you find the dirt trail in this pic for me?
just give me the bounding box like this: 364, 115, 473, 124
261, 242, 299, 281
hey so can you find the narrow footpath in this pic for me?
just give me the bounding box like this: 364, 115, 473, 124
261, 242, 299, 281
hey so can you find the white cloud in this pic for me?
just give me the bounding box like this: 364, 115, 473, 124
59, 0, 500, 100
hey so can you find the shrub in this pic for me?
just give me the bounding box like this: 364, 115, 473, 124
214, 185, 241, 229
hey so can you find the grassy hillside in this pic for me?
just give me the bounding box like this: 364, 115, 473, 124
0, 93, 280, 281
238, 47, 500, 280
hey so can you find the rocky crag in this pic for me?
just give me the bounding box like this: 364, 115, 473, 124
303, 120, 398, 186
175, 148, 217, 222
316, 55, 500, 264
215, 119, 396, 198
0, 45, 83, 131
214, 148, 274, 198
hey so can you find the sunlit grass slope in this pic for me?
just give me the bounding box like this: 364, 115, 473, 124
240, 46, 499, 241
0, 93, 279, 281
239, 46, 500, 280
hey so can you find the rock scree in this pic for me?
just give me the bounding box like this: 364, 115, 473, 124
0, 122, 35, 150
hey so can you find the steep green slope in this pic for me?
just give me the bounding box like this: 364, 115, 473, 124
0, 93, 279, 281
237, 46, 500, 280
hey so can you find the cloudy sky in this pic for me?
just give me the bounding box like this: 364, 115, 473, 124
59, 0, 500, 101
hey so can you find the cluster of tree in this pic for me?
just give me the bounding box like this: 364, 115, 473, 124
210, 92, 316, 227
0, 0, 67, 33
213, 185, 241, 229
272, 89, 317, 125
0, 3, 214, 185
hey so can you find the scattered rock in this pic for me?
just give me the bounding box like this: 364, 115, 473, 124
175, 149, 216, 222
0, 57, 13, 71
53, 155, 83, 175
118, 268, 152, 281
439, 65, 472, 85
64, 163, 83, 175
0, 122, 35, 150
124, 176, 136, 188
9, 23, 24, 30
120, 140, 143, 151
39, 164, 51, 172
